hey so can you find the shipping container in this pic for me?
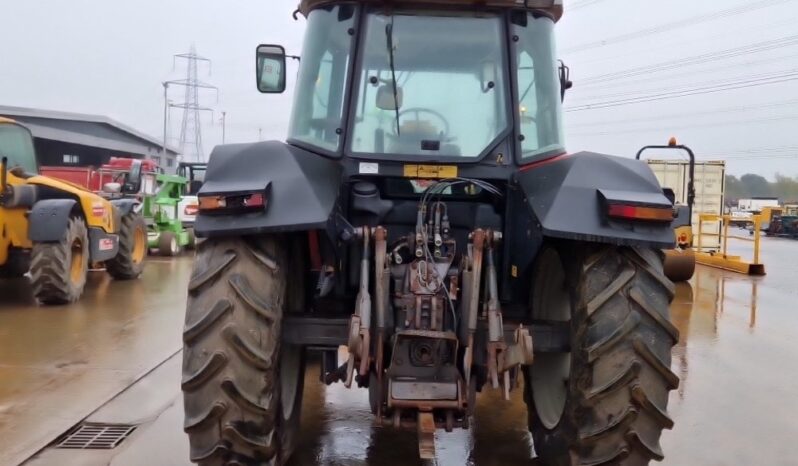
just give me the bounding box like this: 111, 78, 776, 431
647, 160, 725, 251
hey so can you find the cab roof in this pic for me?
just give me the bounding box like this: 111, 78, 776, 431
298, 0, 563, 21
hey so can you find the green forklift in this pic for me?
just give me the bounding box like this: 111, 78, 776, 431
143, 173, 195, 256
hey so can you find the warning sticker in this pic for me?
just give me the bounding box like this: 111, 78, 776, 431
403, 165, 458, 179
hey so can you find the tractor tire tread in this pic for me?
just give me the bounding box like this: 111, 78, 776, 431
528, 245, 678, 466
182, 237, 288, 466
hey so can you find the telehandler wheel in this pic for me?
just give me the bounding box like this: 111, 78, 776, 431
182, 237, 306, 466
159, 231, 180, 257
525, 245, 678, 466
0, 250, 30, 278
106, 212, 147, 280
30, 216, 89, 305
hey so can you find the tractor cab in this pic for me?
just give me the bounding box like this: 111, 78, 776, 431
177, 161, 206, 195
258, 0, 568, 166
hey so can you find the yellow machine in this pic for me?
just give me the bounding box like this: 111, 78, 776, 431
0, 117, 147, 304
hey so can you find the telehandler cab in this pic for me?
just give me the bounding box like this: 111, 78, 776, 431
182, 1, 685, 464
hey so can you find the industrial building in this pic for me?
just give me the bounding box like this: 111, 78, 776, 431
0, 105, 179, 170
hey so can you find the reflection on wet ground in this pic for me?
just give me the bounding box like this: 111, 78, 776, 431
6, 237, 798, 465
0, 258, 193, 466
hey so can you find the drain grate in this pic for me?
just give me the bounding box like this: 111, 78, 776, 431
56, 423, 137, 449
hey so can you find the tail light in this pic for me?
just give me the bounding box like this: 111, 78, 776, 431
184, 204, 199, 216
198, 191, 267, 214
607, 204, 674, 222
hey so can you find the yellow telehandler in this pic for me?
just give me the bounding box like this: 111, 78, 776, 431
0, 117, 147, 304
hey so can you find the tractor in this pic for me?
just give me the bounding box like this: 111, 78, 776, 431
181, 1, 684, 465
0, 117, 147, 304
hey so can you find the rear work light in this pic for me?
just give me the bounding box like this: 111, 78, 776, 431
607, 204, 674, 222
198, 192, 267, 213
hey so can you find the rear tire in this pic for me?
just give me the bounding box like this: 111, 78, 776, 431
30, 216, 89, 305
182, 236, 305, 465
159, 231, 180, 257
106, 212, 147, 280
525, 244, 678, 466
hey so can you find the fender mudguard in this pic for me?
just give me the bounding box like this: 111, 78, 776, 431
195, 141, 343, 237
28, 199, 77, 242
516, 152, 676, 249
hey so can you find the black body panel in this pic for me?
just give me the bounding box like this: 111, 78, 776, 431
195, 141, 343, 237
516, 152, 677, 249
28, 199, 77, 242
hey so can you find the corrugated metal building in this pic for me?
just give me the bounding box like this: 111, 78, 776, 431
0, 105, 179, 170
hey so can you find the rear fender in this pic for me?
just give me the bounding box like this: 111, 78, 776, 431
28, 199, 78, 242
516, 152, 678, 249
195, 141, 343, 237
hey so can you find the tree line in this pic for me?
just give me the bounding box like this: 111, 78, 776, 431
725, 174, 798, 203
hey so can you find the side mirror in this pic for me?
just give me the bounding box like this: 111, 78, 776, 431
256, 44, 287, 94
103, 182, 122, 194
122, 160, 143, 194
558, 60, 573, 102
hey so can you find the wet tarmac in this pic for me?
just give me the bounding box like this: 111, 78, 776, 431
0, 257, 194, 466
6, 236, 798, 465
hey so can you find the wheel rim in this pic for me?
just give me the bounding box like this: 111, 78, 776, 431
530, 248, 571, 430
280, 345, 302, 421
69, 238, 84, 285
132, 225, 146, 264
171, 236, 178, 254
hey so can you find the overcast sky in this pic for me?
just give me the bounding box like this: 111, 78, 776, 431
2, 0, 797, 177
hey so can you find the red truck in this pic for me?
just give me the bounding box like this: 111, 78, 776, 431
40, 158, 161, 192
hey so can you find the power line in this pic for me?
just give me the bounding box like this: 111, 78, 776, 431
577, 51, 798, 93
568, 0, 609, 11
561, 0, 796, 54
578, 34, 798, 86
573, 68, 798, 101
567, 99, 798, 128
569, 113, 798, 136
571, 15, 798, 67
565, 71, 798, 111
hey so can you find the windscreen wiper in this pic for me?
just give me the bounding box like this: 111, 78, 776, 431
385, 18, 401, 136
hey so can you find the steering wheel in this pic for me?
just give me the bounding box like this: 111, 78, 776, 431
393, 107, 451, 140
